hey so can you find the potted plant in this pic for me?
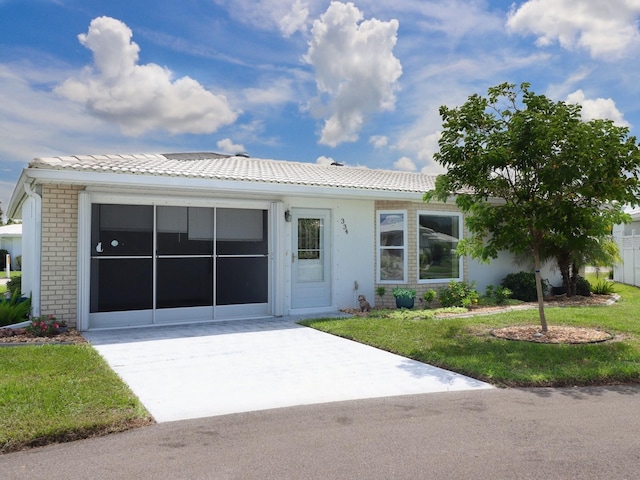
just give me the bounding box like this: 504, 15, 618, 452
392, 287, 416, 309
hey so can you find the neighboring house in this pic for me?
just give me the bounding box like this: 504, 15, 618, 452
613, 207, 640, 286
7, 153, 560, 331
0, 223, 22, 271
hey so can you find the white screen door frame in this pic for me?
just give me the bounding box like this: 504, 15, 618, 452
291, 209, 331, 309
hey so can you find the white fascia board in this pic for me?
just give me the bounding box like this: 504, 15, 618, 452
7, 169, 30, 219
21, 168, 429, 202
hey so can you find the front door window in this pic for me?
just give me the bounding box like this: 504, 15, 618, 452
296, 217, 324, 283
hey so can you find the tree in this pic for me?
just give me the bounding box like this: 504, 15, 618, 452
542, 216, 620, 297
425, 82, 640, 331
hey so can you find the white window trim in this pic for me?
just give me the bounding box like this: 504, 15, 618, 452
417, 211, 463, 284
377, 210, 408, 284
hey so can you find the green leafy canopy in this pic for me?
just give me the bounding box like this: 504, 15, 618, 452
425, 82, 640, 257
424, 82, 640, 329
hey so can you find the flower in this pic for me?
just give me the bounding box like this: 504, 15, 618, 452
26, 314, 66, 337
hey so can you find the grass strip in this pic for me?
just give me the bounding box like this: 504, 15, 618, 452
0, 344, 152, 453
301, 279, 640, 388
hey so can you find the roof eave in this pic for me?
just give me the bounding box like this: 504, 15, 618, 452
17, 167, 431, 201
7, 169, 31, 220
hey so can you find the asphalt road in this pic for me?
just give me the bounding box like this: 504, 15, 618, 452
3, 386, 640, 479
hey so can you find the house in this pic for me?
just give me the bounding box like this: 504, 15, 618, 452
0, 223, 22, 272
7, 152, 559, 331
613, 207, 640, 286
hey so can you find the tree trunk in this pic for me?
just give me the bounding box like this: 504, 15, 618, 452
557, 256, 571, 296
533, 248, 548, 332
567, 262, 578, 297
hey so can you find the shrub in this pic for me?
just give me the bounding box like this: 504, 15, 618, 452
422, 289, 437, 307
0, 292, 31, 327
592, 279, 616, 295
485, 285, 513, 305
576, 275, 592, 296
26, 314, 66, 337
438, 280, 479, 308
6, 275, 21, 297
501, 271, 547, 302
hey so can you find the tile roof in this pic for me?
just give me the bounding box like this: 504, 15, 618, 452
28, 153, 438, 193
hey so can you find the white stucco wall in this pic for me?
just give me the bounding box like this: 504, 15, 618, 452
0, 237, 21, 266
468, 250, 561, 295
0, 224, 22, 270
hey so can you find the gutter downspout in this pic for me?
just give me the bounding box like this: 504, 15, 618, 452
23, 182, 41, 317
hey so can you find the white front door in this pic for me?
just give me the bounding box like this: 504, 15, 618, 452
291, 209, 331, 309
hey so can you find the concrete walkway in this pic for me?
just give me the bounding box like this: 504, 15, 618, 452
84, 316, 492, 422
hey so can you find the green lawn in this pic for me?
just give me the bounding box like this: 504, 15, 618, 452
0, 344, 152, 453
301, 278, 640, 388
0, 271, 21, 295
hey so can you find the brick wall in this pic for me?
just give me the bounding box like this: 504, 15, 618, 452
41, 185, 81, 327
374, 200, 468, 308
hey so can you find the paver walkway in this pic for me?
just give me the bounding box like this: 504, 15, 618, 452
84, 316, 492, 422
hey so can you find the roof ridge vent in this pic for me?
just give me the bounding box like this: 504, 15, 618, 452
163, 152, 230, 161
235, 151, 250, 158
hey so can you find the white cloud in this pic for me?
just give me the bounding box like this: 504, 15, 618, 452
566, 89, 629, 126
214, 0, 310, 36
281, 0, 311, 36
55, 16, 239, 136
0, 63, 114, 162
305, 2, 402, 147
507, 0, 640, 59
242, 79, 295, 106
369, 135, 388, 148
393, 156, 417, 172
397, 0, 504, 38
395, 116, 443, 172
216, 138, 246, 154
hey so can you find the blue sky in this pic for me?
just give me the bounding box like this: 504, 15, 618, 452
2, 0, 640, 215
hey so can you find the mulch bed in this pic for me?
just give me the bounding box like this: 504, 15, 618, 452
0, 328, 87, 345
491, 325, 613, 344
342, 293, 619, 344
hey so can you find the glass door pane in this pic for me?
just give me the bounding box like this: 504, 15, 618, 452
156, 206, 214, 309
90, 204, 153, 313
216, 209, 268, 305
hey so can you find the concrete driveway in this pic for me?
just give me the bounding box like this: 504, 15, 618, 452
84, 316, 492, 422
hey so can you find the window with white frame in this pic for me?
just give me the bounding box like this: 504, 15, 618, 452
418, 212, 462, 282
377, 211, 407, 283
